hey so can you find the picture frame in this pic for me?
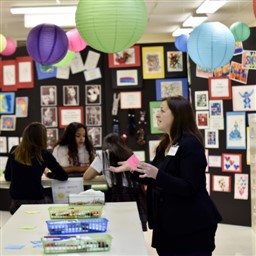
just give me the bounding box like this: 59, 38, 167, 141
208, 155, 222, 168
230, 61, 248, 84
209, 100, 223, 118
16, 56, 34, 89
232, 85, 256, 111
226, 111, 246, 150
58, 106, 84, 128
108, 45, 141, 68
112, 69, 142, 89
205, 129, 219, 148
46, 128, 59, 150
120, 91, 142, 109
166, 51, 183, 72
208, 77, 232, 100
40, 85, 57, 106
63, 85, 79, 106
41, 107, 58, 128
35, 62, 57, 80
16, 96, 29, 118
85, 84, 101, 105
142, 46, 165, 79
155, 78, 188, 100
0, 92, 15, 114
234, 174, 249, 200
196, 111, 209, 129
149, 101, 164, 134
85, 106, 102, 126
242, 50, 256, 69
0, 115, 16, 131
1, 60, 17, 91
222, 153, 242, 173
194, 90, 209, 110
212, 175, 232, 192
87, 127, 102, 147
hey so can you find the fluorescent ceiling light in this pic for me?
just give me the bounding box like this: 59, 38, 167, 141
172, 27, 193, 37
10, 6, 76, 15
24, 13, 76, 28
183, 15, 208, 27
196, 0, 228, 14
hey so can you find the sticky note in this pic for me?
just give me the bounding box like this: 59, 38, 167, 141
127, 154, 140, 170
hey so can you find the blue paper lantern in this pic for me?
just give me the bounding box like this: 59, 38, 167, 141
26, 24, 68, 66
174, 34, 189, 52
230, 22, 250, 42
187, 22, 235, 69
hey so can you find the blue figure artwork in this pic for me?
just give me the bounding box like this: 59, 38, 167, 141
211, 103, 221, 116
239, 90, 254, 109
229, 121, 242, 140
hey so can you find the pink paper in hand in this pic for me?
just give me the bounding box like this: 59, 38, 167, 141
127, 154, 140, 170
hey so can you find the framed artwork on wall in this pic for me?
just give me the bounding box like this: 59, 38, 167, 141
58, 106, 84, 128
222, 153, 242, 173
232, 85, 256, 111
40, 85, 57, 106
0, 92, 15, 114
196, 111, 209, 129
87, 127, 102, 147
209, 100, 223, 118
212, 175, 232, 192
155, 78, 188, 100
1, 60, 17, 91
85, 106, 102, 126
166, 51, 183, 72
142, 46, 165, 79
41, 107, 58, 128
120, 91, 142, 109
234, 174, 249, 200
85, 84, 101, 105
16, 96, 29, 118
226, 111, 246, 149
194, 90, 209, 110
112, 69, 142, 89
208, 77, 232, 100
149, 101, 163, 134
35, 62, 57, 80
108, 45, 141, 68
0, 115, 16, 131
46, 128, 59, 150
205, 129, 219, 148
148, 140, 160, 161
16, 56, 34, 89
63, 85, 79, 106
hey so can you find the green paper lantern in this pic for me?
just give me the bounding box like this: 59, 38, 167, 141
53, 50, 75, 67
230, 22, 250, 42
0, 34, 7, 52
75, 0, 148, 53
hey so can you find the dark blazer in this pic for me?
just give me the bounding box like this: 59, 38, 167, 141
147, 134, 222, 249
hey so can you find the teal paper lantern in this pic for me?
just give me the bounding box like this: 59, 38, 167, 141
187, 22, 235, 69
75, 0, 148, 53
230, 22, 250, 42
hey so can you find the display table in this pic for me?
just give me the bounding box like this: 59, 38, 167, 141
0, 176, 107, 210
0, 202, 149, 255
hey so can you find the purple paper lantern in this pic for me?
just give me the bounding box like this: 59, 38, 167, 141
174, 34, 189, 52
26, 24, 68, 66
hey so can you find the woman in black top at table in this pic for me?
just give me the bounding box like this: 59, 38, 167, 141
4, 122, 68, 214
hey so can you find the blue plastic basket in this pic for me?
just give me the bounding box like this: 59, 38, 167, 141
46, 218, 108, 235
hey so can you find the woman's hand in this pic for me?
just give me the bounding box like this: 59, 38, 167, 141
108, 161, 131, 173
135, 162, 159, 179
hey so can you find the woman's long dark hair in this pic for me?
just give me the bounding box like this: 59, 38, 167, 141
14, 122, 47, 165
54, 122, 95, 165
158, 96, 204, 151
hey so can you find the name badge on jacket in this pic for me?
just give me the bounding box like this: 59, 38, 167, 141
167, 144, 179, 156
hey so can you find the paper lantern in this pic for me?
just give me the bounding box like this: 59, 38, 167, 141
230, 22, 250, 42
187, 22, 235, 69
75, 0, 147, 53
174, 34, 189, 52
0, 34, 7, 52
1, 38, 17, 56
26, 24, 68, 66
66, 28, 87, 52
53, 50, 75, 67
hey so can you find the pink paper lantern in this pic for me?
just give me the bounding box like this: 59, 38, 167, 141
66, 28, 87, 52
1, 38, 17, 56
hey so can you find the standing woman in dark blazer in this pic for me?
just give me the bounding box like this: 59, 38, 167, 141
109, 96, 222, 256
4, 122, 68, 214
